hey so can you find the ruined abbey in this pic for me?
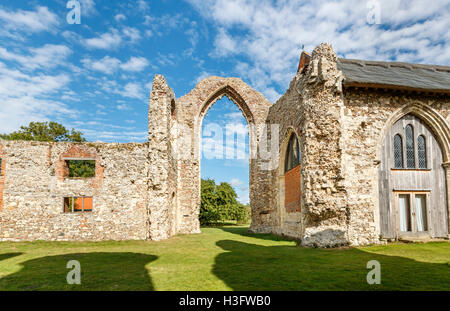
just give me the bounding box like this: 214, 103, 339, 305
1, 43, 449, 247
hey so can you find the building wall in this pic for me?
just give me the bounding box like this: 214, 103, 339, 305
341, 89, 450, 245
148, 75, 179, 240
175, 77, 272, 235
263, 76, 303, 238
261, 43, 450, 247
0, 44, 447, 246
0, 141, 148, 241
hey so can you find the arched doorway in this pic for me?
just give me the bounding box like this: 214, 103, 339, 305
200, 96, 250, 223
379, 113, 449, 239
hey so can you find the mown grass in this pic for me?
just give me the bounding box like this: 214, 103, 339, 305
0, 226, 448, 291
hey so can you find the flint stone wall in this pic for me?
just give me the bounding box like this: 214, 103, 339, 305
341, 89, 450, 246
0, 141, 148, 241
262, 43, 450, 247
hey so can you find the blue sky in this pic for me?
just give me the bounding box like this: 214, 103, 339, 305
0, 0, 449, 203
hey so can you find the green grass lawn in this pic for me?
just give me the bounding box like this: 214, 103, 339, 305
0, 226, 448, 291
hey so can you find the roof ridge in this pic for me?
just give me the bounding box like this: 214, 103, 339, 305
338, 58, 450, 72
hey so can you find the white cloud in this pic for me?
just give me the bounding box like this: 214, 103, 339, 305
114, 14, 126, 22
82, 56, 149, 74
82, 56, 121, 74
118, 82, 143, 99
229, 178, 243, 187
120, 57, 149, 72
79, 0, 97, 16
0, 62, 74, 133
0, 44, 71, 70
84, 27, 142, 49
122, 27, 141, 43
195, 71, 212, 84
85, 28, 122, 49
0, 6, 59, 34
137, 0, 150, 11
188, 0, 450, 101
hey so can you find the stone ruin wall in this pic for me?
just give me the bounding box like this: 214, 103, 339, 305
148, 75, 179, 240
258, 44, 352, 247
0, 141, 149, 241
1, 43, 447, 246
263, 74, 304, 239
174, 76, 272, 235
260, 43, 450, 247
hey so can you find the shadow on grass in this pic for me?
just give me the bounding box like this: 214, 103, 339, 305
0, 253, 23, 262
212, 240, 450, 291
219, 226, 296, 242
0, 252, 157, 291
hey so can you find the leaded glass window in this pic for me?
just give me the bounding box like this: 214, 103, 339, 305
394, 134, 403, 168
418, 135, 427, 169
405, 125, 415, 168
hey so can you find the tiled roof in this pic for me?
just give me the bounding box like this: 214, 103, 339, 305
337, 58, 450, 92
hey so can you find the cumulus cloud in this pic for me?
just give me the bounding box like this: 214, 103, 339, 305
0, 44, 71, 70
0, 6, 59, 34
115, 14, 126, 22
84, 27, 142, 49
229, 178, 243, 187
82, 56, 149, 74
0, 61, 74, 133
187, 0, 450, 101
117, 82, 144, 99
79, 0, 97, 16
84, 28, 122, 49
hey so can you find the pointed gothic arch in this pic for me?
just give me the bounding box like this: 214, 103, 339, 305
377, 104, 450, 239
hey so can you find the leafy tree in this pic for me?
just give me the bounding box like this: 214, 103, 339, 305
0, 121, 86, 142
68, 160, 96, 178
200, 178, 249, 225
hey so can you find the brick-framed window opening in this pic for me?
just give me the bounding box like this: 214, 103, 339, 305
64, 197, 93, 213
64, 159, 96, 178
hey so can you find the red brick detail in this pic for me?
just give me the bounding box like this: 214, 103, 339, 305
0, 144, 5, 211
285, 165, 301, 213
297, 51, 311, 73
56, 145, 103, 189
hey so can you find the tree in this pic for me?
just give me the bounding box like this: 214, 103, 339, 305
0, 121, 86, 142
200, 178, 249, 225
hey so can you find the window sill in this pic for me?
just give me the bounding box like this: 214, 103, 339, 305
391, 168, 431, 172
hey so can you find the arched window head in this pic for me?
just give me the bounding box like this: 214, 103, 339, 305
285, 134, 300, 173
393, 134, 403, 168
405, 125, 415, 168
418, 135, 427, 169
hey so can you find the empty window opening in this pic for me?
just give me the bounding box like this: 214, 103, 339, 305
0, 158, 2, 175
66, 160, 95, 178
64, 197, 93, 213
